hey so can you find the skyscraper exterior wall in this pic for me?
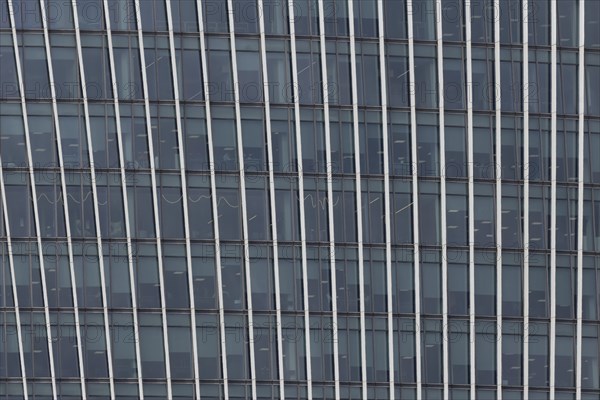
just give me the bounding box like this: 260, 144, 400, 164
0, 0, 599, 399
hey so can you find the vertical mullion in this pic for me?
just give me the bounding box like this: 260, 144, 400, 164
493, 0, 503, 398
576, 0, 585, 398
315, 0, 340, 398
194, 1, 229, 397
223, 0, 258, 397
405, 1, 422, 398
256, 0, 286, 397
100, 0, 145, 396
2, 7, 29, 397
376, 0, 394, 398
132, 1, 172, 397
70, 2, 117, 398
37, 1, 87, 397
522, 1, 530, 399
464, 2, 476, 400
163, 1, 201, 398
549, 0, 557, 397
287, 1, 313, 397
346, 1, 367, 397
0, 156, 28, 399
434, 1, 449, 398
0, 168, 28, 398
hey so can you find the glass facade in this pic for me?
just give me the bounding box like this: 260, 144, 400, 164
0, 0, 599, 399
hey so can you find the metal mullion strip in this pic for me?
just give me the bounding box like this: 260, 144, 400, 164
522, 1, 530, 399
405, 1, 422, 398
132, 1, 172, 397
256, 1, 285, 397
100, 1, 144, 396
37, 1, 87, 397
576, 0, 585, 398
287, 1, 313, 397
346, 1, 367, 397
223, 0, 257, 397
163, 1, 201, 398
315, 1, 340, 398
7, 0, 57, 397
434, 1, 449, 398
549, 0, 557, 398
194, 1, 229, 397
375, 0, 393, 398
70, 2, 116, 398
463, 2, 476, 400
406, 1, 425, 397
493, 1, 502, 398
0, 166, 28, 398
1, 12, 29, 398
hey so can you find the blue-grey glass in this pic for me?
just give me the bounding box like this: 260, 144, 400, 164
11, 0, 43, 29
337, 316, 361, 382
253, 315, 278, 380
250, 256, 273, 311
421, 320, 442, 383
187, 175, 213, 240
421, 258, 441, 315
163, 246, 189, 309
221, 244, 245, 309
394, 319, 416, 383
449, 320, 469, 384
158, 175, 184, 239
263, 0, 288, 35
46, 0, 74, 30
52, 313, 80, 377
471, 0, 494, 43
0, 43, 19, 99
171, 0, 198, 32
168, 315, 193, 379
475, 322, 496, 385
586, 0, 600, 48
293, 0, 319, 36
529, 0, 551, 46
384, 0, 406, 39
585, 53, 600, 116
412, 0, 435, 40
363, 252, 386, 312
138, 313, 166, 379
139, 0, 167, 31
309, 316, 335, 382
278, 246, 303, 311
555, 324, 575, 388
442, 0, 463, 42
196, 314, 222, 379
77, 0, 104, 30
500, 0, 521, 44
232, 0, 258, 34
448, 263, 468, 315
225, 314, 250, 380
307, 246, 331, 311
22, 43, 51, 100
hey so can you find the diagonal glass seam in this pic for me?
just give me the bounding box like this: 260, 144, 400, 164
315, 0, 341, 398
256, 0, 286, 397
194, 0, 230, 397
100, 0, 145, 395
163, 0, 201, 398
346, 1, 368, 397
434, 1, 450, 398
132, 0, 173, 397
287, 1, 314, 397
224, 0, 258, 396
405, 0, 423, 397
69, 1, 116, 397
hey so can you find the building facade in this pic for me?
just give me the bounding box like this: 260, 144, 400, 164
0, 0, 599, 399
